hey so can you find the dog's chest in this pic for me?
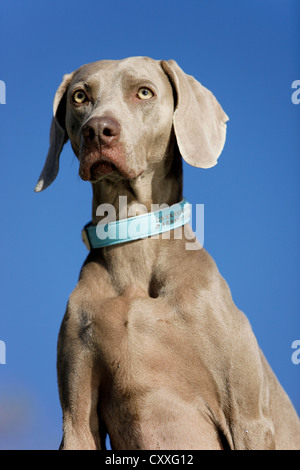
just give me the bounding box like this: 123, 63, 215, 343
95, 294, 180, 356
91, 293, 220, 449
90, 293, 201, 387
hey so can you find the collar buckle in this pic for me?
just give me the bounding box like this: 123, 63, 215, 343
81, 225, 91, 251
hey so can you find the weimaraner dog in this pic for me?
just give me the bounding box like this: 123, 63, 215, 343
35, 57, 300, 450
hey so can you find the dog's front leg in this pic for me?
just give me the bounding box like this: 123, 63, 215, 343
57, 300, 103, 450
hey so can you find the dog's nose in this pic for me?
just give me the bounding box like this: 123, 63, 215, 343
82, 116, 121, 146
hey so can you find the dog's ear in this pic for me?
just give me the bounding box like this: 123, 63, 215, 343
161, 60, 229, 169
35, 72, 74, 192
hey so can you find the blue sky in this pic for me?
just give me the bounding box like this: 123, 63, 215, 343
0, 0, 299, 450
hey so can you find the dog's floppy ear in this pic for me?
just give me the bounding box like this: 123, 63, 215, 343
161, 60, 229, 169
34, 72, 74, 192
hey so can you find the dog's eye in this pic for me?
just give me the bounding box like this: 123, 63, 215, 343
137, 87, 154, 100
72, 90, 88, 104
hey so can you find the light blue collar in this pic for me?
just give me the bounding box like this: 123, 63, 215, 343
82, 198, 191, 250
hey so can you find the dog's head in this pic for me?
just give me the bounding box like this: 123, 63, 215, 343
35, 57, 228, 192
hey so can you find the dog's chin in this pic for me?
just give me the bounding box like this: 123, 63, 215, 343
79, 150, 122, 182
90, 160, 117, 180
90, 165, 142, 183
79, 148, 144, 183
86, 159, 136, 183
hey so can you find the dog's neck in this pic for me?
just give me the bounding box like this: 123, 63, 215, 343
91, 145, 183, 225
88, 146, 183, 295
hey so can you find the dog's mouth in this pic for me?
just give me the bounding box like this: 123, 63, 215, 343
79, 149, 115, 181
90, 159, 117, 179
79, 145, 140, 182
80, 154, 120, 182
